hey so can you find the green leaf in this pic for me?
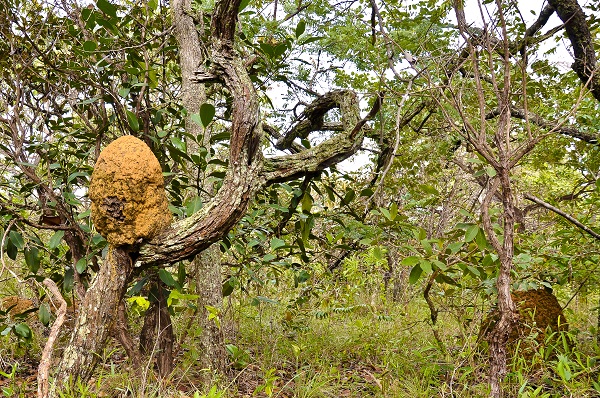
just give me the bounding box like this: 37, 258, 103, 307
24, 247, 40, 274
170, 136, 186, 152
75, 258, 87, 273
158, 269, 178, 288
447, 241, 463, 254
373, 246, 384, 260
200, 103, 215, 127
301, 193, 312, 213
222, 279, 235, 297
39, 303, 51, 326
485, 167, 497, 177
408, 264, 423, 284
389, 202, 398, 221
97, 0, 117, 18
126, 110, 140, 131
464, 224, 479, 242
185, 196, 203, 216
295, 20, 306, 38
420, 260, 432, 274
63, 268, 74, 292
83, 41, 97, 52
401, 256, 420, 266
9, 230, 24, 250
14, 323, 32, 340
270, 237, 285, 250
238, 0, 250, 11
475, 229, 488, 250
191, 113, 203, 127
48, 230, 65, 250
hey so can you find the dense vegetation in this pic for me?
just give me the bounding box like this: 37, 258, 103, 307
1, 0, 600, 396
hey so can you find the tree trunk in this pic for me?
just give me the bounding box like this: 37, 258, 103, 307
484, 171, 518, 398
139, 278, 174, 377
52, 246, 134, 392
194, 245, 226, 377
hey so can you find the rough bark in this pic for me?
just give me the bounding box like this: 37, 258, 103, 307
548, 0, 600, 102
52, 246, 134, 391
172, 0, 227, 374
193, 246, 226, 377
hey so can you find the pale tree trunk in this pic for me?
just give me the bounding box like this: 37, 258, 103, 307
193, 247, 226, 376
172, 0, 227, 375
52, 246, 134, 393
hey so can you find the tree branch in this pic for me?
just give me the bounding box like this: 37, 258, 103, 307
485, 106, 599, 144
548, 0, 600, 102
523, 193, 600, 240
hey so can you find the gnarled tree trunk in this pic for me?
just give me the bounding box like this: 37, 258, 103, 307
52, 246, 134, 391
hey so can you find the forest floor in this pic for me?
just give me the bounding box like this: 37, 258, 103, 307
1, 289, 599, 397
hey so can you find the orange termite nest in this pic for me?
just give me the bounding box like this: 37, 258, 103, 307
89, 135, 171, 246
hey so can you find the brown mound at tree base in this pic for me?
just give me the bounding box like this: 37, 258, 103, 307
481, 288, 570, 356
89, 136, 172, 246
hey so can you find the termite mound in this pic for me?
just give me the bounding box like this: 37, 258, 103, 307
89, 135, 171, 246
481, 288, 570, 357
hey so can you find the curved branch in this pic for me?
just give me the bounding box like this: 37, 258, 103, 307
548, 0, 600, 102
263, 92, 383, 184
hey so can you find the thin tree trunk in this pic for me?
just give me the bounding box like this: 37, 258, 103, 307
483, 172, 517, 397
52, 246, 134, 391
139, 278, 174, 377
194, 246, 226, 376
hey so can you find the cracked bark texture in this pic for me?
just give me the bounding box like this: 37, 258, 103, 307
172, 0, 227, 376
52, 247, 134, 392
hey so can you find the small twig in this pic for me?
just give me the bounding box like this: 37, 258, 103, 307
38, 278, 67, 398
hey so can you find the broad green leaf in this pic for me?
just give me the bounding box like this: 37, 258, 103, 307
409, 264, 423, 284
63, 268, 74, 292
185, 196, 203, 216
475, 229, 488, 250
464, 224, 479, 242
222, 279, 234, 297
191, 113, 203, 127
295, 20, 306, 38
97, 0, 117, 18
238, 0, 250, 11
389, 202, 398, 221
126, 110, 140, 131
200, 103, 215, 127
373, 246, 384, 260
83, 41, 97, 52
401, 256, 420, 266
270, 237, 285, 250
75, 258, 87, 273
14, 323, 32, 340
420, 260, 432, 274
158, 269, 178, 288
48, 230, 65, 249
24, 247, 40, 274
447, 241, 463, 254
9, 230, 24, 250
39, 303, 51, 326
